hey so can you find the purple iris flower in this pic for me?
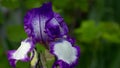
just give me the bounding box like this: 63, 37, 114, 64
7, 2, 80, 68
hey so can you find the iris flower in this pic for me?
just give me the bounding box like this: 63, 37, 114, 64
7, 2, 80, 68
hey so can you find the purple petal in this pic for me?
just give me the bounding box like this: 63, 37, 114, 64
24, 2, 53, 44
45, 13, 69, 40
54, 13, 69, 35
49, 39, 80, 68
52, 60, 75, 68
7, 38, 35, 68
24, 2, 69, 44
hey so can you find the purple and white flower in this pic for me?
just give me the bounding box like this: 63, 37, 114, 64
50, 38, 80, 68
7, 38, 35, 68
7, 2, 80, 68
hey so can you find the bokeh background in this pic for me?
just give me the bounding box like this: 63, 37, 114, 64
0, 0, 120, 68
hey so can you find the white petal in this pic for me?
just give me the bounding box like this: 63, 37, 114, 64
7, 38, 35, 67
12, 40, 31, 60
53, 40, 77, 64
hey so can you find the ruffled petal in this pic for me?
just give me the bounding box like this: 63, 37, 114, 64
54, 13, 69, 35
24, 2, 53, 43
24, 2, 69, 44
49, 39, 80, 68
7, 38, 35, 68
45, 13, 69, 40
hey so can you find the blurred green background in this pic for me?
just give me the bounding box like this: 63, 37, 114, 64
0, 0, 120, 68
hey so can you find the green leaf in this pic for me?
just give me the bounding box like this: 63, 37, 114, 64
102, 33, 120, 43
74, 20, 100, 43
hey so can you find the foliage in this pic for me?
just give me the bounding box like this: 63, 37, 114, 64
0, 0, 120, 68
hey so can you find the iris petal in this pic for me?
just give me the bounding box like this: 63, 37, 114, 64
24, 2, 69, 44
54, 13, 69, 35
49, 39, 80, 68
24, 3, 53, 44
45, 13, 69, 40
7, 38, 35, 68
